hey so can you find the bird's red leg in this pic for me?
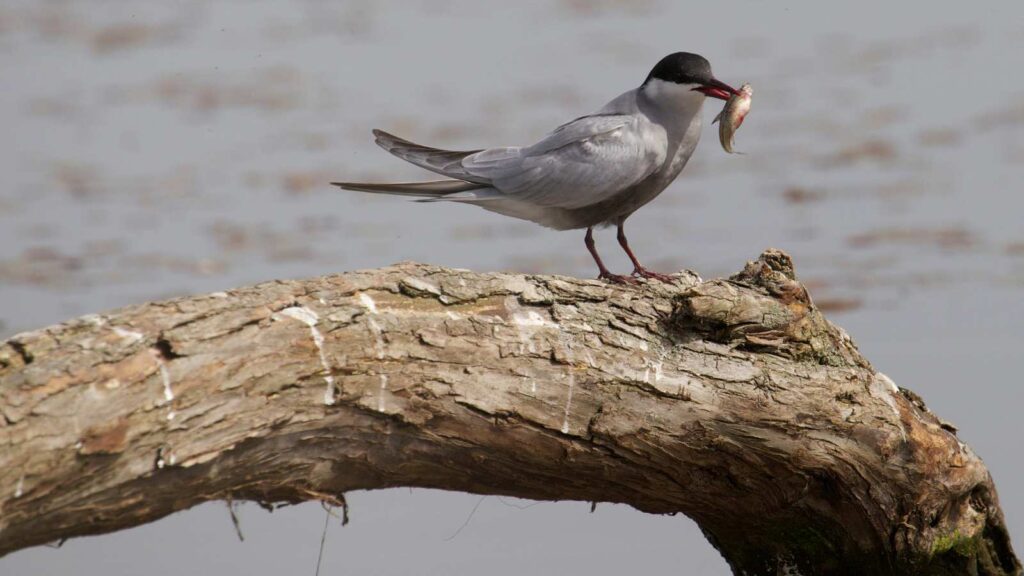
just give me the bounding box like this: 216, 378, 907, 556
616, 223, 674, 282
585, 227, 636, 284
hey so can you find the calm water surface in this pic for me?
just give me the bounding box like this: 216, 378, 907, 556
1, 1, 1021, 574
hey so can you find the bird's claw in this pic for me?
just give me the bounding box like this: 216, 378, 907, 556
632, 268, 675, 283
598, 271, 640, 285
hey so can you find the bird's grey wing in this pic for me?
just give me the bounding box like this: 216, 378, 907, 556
460, 114, 666, 210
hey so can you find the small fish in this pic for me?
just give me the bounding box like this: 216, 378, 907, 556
713, 83, 753, 154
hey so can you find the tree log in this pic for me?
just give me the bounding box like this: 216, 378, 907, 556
0, 250, 1018, 575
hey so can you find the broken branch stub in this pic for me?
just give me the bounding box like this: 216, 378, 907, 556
0, 249, 1018, 576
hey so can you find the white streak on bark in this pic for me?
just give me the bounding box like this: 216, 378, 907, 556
876, 372, 899, 394
112, 327, 144, 344
402, 277, 441, 295
869, 374, 901, 419
511, 308, 558, 356
367, 318, 384, 360
356, 292, 388, 409
378, 374, 388, 412
513, 310, 557, 328
869, 372, 905, 440
358, 292, 378, 314
150, 349, 176, 420
511, 319, 537, 354
276, 306, 336, 406
357, 293, 386, 360
560, 341, 575, 434
561, 373, 575, 434
81, 314, 106, 327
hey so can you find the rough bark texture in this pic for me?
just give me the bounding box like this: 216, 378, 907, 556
0, 250, 1018, 575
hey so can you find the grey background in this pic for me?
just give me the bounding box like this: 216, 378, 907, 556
1, 1, 1021, 574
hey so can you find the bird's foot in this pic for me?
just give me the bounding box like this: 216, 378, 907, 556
632, 267, 675, 283
598, 271, 640, 285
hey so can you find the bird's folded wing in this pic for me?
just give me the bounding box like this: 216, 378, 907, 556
461, 115, 667, 210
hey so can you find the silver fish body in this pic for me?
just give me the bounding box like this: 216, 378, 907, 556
713, 83, 752, 153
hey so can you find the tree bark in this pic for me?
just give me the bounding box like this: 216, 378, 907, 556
0, 250, 1018, 575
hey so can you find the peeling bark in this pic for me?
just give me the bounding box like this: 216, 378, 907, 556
0, 250, 1018, 575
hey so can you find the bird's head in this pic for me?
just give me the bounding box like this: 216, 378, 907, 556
642, 52, 738, 104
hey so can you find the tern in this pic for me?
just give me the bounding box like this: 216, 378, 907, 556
333, 52, 739, 283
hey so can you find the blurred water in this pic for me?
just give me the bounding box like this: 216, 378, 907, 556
1, 1, 1022, 574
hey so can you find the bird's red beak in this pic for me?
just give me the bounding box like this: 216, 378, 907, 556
693, 78, 738, 100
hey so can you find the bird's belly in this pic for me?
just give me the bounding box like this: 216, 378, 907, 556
590, 141, 697, 224
564, 176, 672, 228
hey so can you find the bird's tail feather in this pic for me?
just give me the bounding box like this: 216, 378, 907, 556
331, 179, 487, 199
371, 129, 490, 184
332, 128, 500, 200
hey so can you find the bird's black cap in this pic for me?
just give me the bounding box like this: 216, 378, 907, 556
644, 52, 714, 86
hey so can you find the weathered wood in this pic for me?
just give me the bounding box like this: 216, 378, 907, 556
0, 250, 1018, 575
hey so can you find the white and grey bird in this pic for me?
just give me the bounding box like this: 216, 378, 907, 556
333, 52, 739, 283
